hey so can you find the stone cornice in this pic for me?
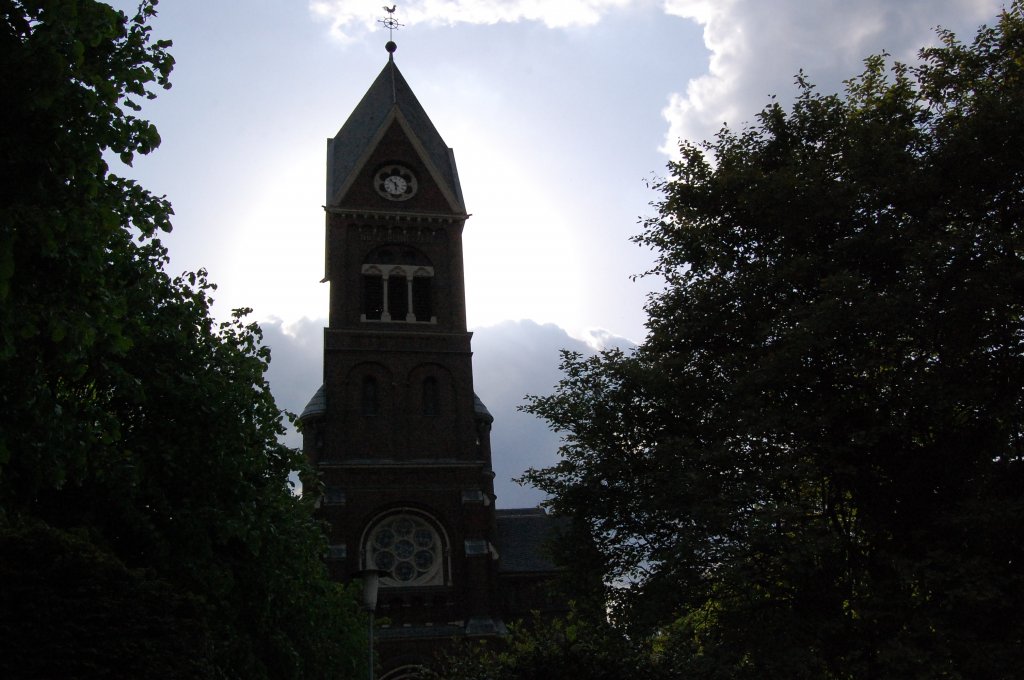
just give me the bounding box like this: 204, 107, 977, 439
324, 206, 470, 223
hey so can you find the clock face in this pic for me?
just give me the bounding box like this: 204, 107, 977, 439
375, 165, 417, 201
383, 175, 407, 195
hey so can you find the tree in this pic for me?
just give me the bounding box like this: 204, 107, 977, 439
430, 608, 654, 680
0, 2, 365, 677
0, 0, 173, 504
0, 522, 218, 679
523, 4, 1024, 678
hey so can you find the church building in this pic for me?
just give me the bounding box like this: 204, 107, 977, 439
299, 35, 563, 679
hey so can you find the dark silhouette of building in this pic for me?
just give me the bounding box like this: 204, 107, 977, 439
299, 47, 563, 679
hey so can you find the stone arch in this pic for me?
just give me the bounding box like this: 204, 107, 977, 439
341, 362, 395, 459
360, 507, 451, 588
345, 362, 393, 418
379, 665, 428, 680
407, 363, 456, 417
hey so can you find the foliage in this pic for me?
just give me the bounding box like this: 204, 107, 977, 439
430, 608, 652, 680
0, 1, 365, 677
0, 0, 173, 499
0, 522, 217, 678
523, 4, 1024, 678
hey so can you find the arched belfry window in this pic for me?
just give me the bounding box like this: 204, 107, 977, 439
362, 266, 384, 320
361, 375, 379, 416
362, 511, 448, 587
361, 245, 435, 323
422, 376, 439, 416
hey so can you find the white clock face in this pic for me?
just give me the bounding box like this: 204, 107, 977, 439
383, 175, 408, 195
375, 165, 417, 201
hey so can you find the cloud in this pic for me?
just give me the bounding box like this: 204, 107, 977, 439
308, 0, 1005, 164
259, 316, 634, 508
660, 0, 1003, 155
260, 317, 326, 450
580, 327, 640, 352
309, 0, 633, 41
470, 320, 636, 507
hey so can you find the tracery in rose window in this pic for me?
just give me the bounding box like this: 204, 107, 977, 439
366, 513, 446, 586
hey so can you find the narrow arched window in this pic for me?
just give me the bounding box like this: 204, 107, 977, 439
362, 376, 379, 416
412, 273, 432, 321
362, 272, 384, 320
422, 377, 439, 416
387, 267, 409, 321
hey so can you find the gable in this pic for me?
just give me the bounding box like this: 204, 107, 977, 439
326, 59, 465, 213
334, 118, 462, 213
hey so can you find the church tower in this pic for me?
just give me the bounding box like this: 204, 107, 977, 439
300, 40, 505, 671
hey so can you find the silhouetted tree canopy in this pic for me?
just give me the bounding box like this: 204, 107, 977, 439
429, 608, 650, 680
0, 2, 365, 677
523, 4, 1024, 678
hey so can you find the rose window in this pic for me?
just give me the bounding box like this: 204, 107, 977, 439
367, 515, 444, 586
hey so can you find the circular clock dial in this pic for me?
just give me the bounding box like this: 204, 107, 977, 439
383, 175, 407, 195
375, 165, 417, 201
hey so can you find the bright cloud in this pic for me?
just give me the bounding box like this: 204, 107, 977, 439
660, 0, 1003, 155
310, 0, 1006, 160
309, 0, 633, 40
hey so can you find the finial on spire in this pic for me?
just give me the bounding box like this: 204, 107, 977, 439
379, 5, 403, 55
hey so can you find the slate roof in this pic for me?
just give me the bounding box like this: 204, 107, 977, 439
326, 55, 465, 212
474, 392, 494, 423
299, 384, 326, 421
495, 508, 566, 574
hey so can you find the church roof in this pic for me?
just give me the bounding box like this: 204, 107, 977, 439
326, 56, 465, 212
473, 392, 494, 423
299, 384, 326, 421
495, 508, 566, 574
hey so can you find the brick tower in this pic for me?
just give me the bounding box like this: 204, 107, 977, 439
299, 44, 507, 676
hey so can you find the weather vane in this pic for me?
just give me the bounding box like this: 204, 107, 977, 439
379, 5, 403, 54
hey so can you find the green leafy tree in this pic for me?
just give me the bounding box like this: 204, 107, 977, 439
0, 1, 365, 677
523, 5, 1024, 678
0, 0, 174, 501
430, 609, 653, 680
0, 522, 217, 679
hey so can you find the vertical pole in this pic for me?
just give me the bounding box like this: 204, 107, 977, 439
368, 609, 375, 680
359, 569, 381, 680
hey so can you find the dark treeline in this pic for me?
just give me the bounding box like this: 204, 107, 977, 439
0, 2, 365, 677
437, 4, 1024, 679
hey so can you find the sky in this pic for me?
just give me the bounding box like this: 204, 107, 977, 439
113, 0, 1004, 507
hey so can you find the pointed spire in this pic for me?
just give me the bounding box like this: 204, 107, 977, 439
324, 4, 466, 212
325, 58, 466, 213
